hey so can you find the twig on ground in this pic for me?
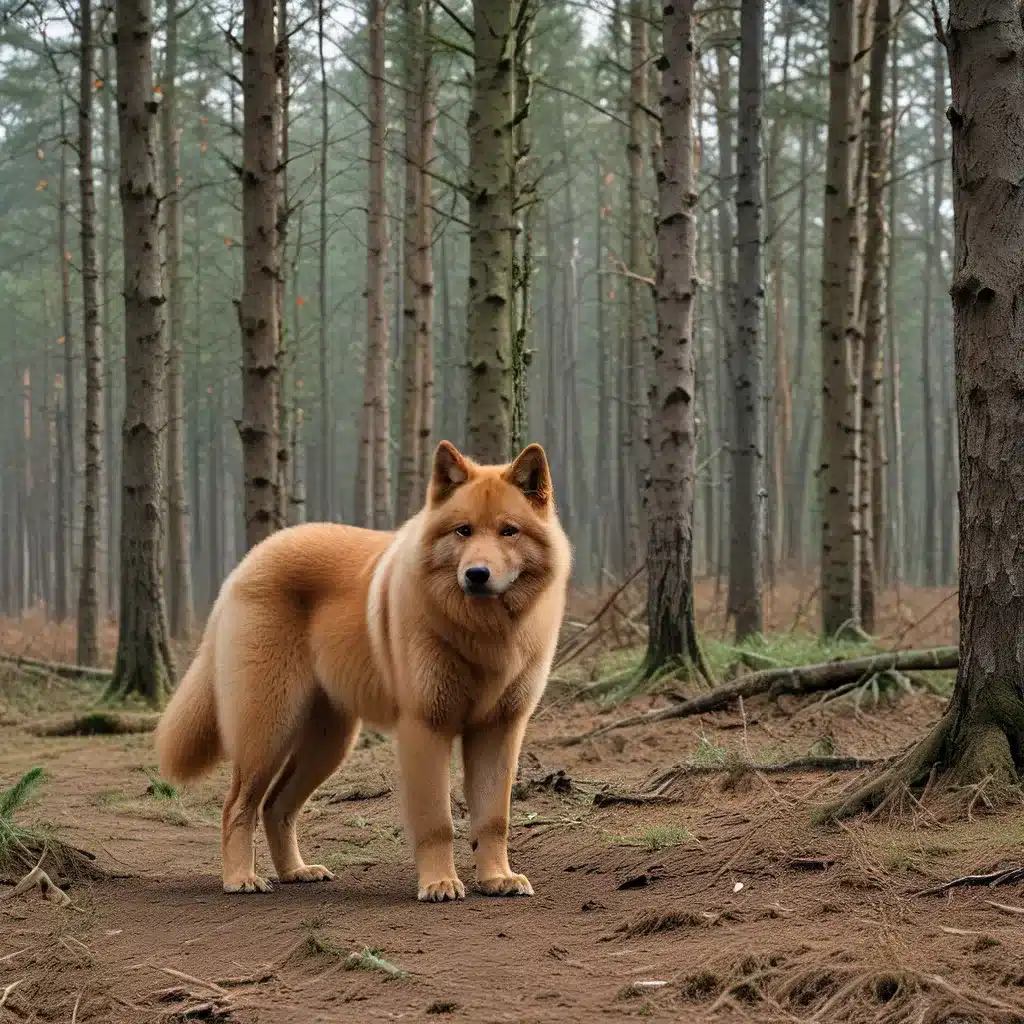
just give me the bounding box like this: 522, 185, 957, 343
561, 647, 959, 746
0, 980, 23, 1010
2, 850, 74, 908
916, 866, 1024, 897
984, 900, 1024, 916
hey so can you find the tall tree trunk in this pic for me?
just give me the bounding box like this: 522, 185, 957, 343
857, 0, 890, 633
357, 0, 391, 527
162, 0, 192, 638
828, 1, 1024, 817
595, 166, 611, 582
77, 0, 104, 665
819, 0, 861, 635
415, 13, 436, 499
101, 25, 117, 617
625, 0, 649, 565
276, 0, 292, 530
920, 37, 945, 587
466, 0, 520, 464
396, 0, 426, 522
730, 0, 765, 641
885, 15, 904, 585
316, 0, 331, 521
55, 93, 74, 623
644, 0, 702, 676
109, 0, 174, 704
238, 0, 282, 549
713, 42, 735, 598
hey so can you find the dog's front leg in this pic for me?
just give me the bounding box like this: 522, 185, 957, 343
462, 715, 533, 897
396, 717, 465, 902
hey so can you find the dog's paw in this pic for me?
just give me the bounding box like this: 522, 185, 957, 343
476, 873, 534, 897
279, 864, 335, 884
223, 874, 274, 894
417, 877, 467, 903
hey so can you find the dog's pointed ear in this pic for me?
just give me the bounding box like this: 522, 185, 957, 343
505, 444, 552, 509
430, 441, 471, 503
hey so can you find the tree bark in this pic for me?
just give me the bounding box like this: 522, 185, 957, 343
828, 1, 1024, 818
643, 0, 702, 679
109, 0, 175, 705
396, 0, 427, 523
162, 0, 192, 639
238, 0, 282, 549
857, 0, 890, 633
624, 0, 649, 565
357, 0, 391, 527
730, 0, 765, 640
317, 0, 331, 521
466, 0, 520, 464
77, 0, 104, 665
819, 0, 861, 635
275, 0, 291, 532
55, 92, 73, 624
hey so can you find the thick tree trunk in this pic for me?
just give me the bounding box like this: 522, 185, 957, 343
238, 0, 282, 550
162, 0, 192, 639
819, 0, 861, 635
276, 0, 291, 531
643, 0, 702, 677
109, 0, 174, 705
828, 1, 1024, 818
466, 0, 519, 464
729, 0, 765, 641
77, 0, 103, 665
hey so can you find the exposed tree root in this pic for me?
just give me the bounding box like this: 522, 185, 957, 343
562, 647, 958, 746
916, 866, 1024, 898
28, 711, 159, 737
820, 695, 1024, 821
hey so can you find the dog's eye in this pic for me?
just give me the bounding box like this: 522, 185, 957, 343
500, 525, 520, 538
455, 524, 473, 538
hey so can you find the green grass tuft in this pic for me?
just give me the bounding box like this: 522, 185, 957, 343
143, 768, 177, 800
614, 824, 693, 851
0, 766, 44, 820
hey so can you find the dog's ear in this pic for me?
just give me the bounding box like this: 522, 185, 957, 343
504, 444, 552, 509
430, 441, 471, 503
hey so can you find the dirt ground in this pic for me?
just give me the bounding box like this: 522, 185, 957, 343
4, 578, 1024, 1023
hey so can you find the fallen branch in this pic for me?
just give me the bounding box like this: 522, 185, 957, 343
0, 654, 111, 681
0, 980, 23, 1010
2, 858, 73, 907
916, 865, 1024, 898
561, 647, 959, 746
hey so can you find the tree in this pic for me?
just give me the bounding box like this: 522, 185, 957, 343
729, 0, 765, 641
108, 0, 175, 704
858, 0, 891, 633
466, 0, 520, 464
642, 0, 703, 681
819, 0, 861, 636
163, 0, 193, 637
238, 0, 282, 549
828, 1, 1024, 816
356, 0, 391, 527
76, 0, 103, 666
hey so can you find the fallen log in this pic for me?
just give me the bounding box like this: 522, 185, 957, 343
0, 654, 111, 681
561, 646, 958, 746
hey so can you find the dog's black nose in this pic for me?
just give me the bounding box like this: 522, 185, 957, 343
464, 566, 491, 587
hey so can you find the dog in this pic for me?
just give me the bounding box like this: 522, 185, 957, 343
154, 441, 571, 902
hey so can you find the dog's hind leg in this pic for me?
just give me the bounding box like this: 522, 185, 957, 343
263, 688, 359, 884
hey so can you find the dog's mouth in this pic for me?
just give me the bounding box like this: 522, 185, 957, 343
461, 579, 498, 598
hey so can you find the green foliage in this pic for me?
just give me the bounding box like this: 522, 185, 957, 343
0, 766, 44, 821
143, 768, 178, 800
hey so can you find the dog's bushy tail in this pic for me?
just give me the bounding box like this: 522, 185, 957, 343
155, 612, 223, 784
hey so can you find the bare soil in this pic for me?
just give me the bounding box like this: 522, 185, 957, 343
4, 579, 1022, 1024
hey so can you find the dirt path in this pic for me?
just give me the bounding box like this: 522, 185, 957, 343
3, 685, 1024, 1022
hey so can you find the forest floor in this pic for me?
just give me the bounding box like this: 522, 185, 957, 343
4, 576, 1024, 1024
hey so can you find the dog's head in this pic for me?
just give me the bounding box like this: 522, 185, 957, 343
420, 440, 571, 619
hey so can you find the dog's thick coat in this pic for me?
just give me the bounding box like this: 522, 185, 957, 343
155, 442, 571, 901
